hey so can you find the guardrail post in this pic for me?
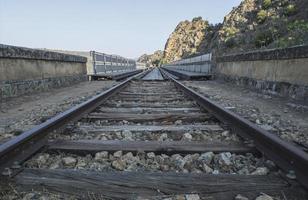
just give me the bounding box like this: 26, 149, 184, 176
90, 51, 97, 75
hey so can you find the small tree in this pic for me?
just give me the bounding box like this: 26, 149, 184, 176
254, 29, 274, 47
257, 10, 268, 24
285, 4, 296, 16
263, 0, 272, 9
192, 16, 203, 22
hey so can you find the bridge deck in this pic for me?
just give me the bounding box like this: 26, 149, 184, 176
142, 68, 164, 80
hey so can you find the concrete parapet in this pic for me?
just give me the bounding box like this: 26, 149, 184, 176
0, 44, 87, 98
215, 45, 308, 101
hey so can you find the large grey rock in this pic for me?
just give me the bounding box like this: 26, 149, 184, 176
94, 151, 109, 161
22, 193, 36, 200
171, 154, 185, 169
202, 163, 214, 173
36, 153, 50, 165
49, 160, 61, 169
185, 194, 200, 200
251, 167, 269, 175
198, 152, 214, 165
175, 120, 182, 125
182, 133, 193, 141
158, 133, 168, 141
112, 159, 126, 170
62, 156, 77, 167
234, 194, 249, 200
147, 152, 156, 159
113, 151, 123, 158
122, 130, 133, 140
218, 152, 232, 166
255, 193, 273, 200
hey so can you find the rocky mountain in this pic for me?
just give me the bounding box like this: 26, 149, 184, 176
137, 50, 164, 67
163, 17, 210, 63
162, 0, 308, 62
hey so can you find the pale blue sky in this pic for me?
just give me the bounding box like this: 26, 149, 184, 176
0, 0, 242, 58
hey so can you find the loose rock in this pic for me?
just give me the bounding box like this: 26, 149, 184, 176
36, 153, 50, 165
122, 130, 133, 140
175, 120, 182, 125
255, 193, 274, 200
234, 194, 249, 200
112, 159, 126, 170
218, 152, 232, 166
114, 151, 123, 158
185, 194, 200, 200
95, 151, 109, 161
147, 152, 155, 159
182, 133, 193, 141
158, 133, 168, 141
22, 193, 36, 200
62, 157, 77, 167
251, 167, 269, 175
198, 152, 214, 165
202, 163, 213, 173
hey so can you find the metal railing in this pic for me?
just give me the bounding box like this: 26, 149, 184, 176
163, 53, 212, 74
90, 51, 136, 75
136, 62, 147, 69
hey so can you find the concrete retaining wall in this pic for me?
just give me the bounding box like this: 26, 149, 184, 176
0, 44, 87, 99
215, 45, 308, 101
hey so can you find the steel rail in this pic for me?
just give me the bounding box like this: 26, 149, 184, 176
160, 68, 308, 189
0, 71, 147, 174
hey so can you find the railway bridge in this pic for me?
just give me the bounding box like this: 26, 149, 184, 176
0, 44, 308, 199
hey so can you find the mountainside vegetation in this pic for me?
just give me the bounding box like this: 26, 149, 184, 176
207, 0, 308, 56
139, 0, 308, 64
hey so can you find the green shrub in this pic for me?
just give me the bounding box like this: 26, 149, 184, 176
255, 30, 274, 47
283, 20, 308, 46
225, 38, 237, 48
288, 20, 308, 32
285, 4, 297, 16
263, 0, 272, 9
257, 10, 268, 24
192, 16, 202, 22
223, 27, 239, 38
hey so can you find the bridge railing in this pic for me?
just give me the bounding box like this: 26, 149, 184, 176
90, 51, 136, 75
136, 62, 147, 69
163, 53, 212, 74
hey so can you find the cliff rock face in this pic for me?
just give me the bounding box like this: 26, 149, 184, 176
162, 0, 308, 61
137, 50, 163, 67
163, 17, 209, 63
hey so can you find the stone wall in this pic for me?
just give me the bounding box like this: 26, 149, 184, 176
215, 45, 308, 101
0, 44, 87, 99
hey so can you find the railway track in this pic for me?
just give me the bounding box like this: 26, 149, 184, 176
0, 69, 308, 199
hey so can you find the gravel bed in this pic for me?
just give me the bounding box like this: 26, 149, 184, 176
25, 151, 276, 175
0, 189, 277, 200
183, 81, 308, 146
0, 81, 116, 142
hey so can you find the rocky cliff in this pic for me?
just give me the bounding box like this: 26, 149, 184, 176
162, 0, 308, 62
163, 17, 210, 63
137, 50, 164, 67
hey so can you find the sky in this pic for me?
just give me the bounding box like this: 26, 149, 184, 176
0, 0, 242, 58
